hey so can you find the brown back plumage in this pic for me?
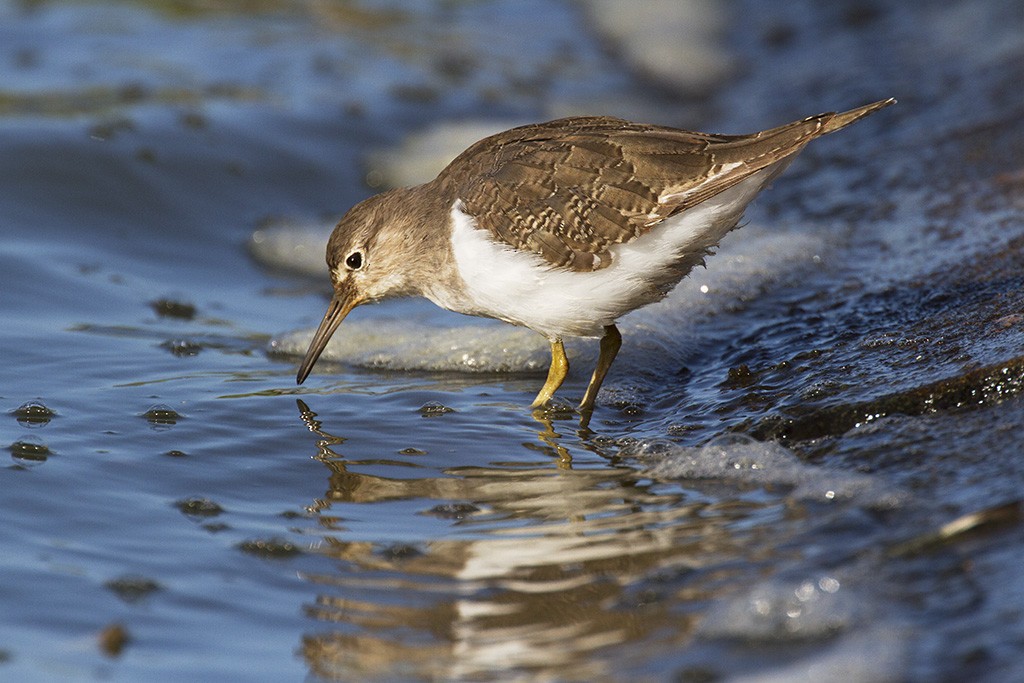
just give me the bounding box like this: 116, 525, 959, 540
442, 99, 895, 271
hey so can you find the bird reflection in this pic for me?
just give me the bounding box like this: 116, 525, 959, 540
529, 407, 574, 468
291, 398, 770, 682
297, 398, 345, 459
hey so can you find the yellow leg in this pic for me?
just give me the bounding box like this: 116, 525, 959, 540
531, 338, 569, 408
579, 325, 621, 412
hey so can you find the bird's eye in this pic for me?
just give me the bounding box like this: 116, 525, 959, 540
345, 251, 363, 270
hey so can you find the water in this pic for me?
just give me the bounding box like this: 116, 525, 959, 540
2, 0, 1024, 680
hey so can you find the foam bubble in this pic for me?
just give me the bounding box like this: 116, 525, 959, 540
365, 120, 525, 189
697, 571, 909, 680
698, 574, 858, 642
271, 319, 565, 374
581, 0, 735, 94
249, 218, 331, 278
630, 433, 906, 507
727, 628, 907, 683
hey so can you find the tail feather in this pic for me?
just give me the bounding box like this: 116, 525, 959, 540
819, 98, 897, 135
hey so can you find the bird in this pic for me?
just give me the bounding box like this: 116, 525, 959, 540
295, 98, 895, 412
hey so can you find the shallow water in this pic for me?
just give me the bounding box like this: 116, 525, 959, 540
3, 0, 1024, 680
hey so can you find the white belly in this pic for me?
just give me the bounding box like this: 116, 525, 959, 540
439, 169, 776, 340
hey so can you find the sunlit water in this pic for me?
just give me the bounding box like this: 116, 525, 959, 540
2, 1, 1024, 681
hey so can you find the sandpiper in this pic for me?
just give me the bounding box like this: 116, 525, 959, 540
296, 99, 895, 411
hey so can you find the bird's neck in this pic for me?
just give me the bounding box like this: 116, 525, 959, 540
375, 182, 463, 301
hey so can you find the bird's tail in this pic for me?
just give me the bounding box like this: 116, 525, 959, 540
819, 98, 897, 135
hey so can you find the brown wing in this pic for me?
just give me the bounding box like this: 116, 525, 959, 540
443, 100, 894, 272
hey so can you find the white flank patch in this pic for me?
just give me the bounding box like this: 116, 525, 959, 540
446, 168, 776, 339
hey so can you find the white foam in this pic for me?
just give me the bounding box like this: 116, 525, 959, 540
698, 574, 858, 642
630, 433, 906, 506
697, 572, 908, 682
365, 120, 526, 189
248, 218, 332, 278
581, 0, 735, 93
727, 627, 907, 683
270, 318, 560, 374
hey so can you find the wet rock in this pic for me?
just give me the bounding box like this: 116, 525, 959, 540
418, 402, 454, 417
98, 622, 130, 657
175, 497, 223, 517
160, 339, 202, 356
748, 355, 1024, 443
725, 363, 759, 388
150, 298, 196, 320
104, 575, 162, 603
238, 537, 301, 558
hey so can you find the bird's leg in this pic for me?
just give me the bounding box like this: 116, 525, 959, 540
578, 324, 621, 413
531, 338, 569, 408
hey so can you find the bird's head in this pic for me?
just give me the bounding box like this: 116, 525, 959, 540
295, 189, 421, 384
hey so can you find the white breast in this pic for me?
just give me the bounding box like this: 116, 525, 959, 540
438, 168, 777, 340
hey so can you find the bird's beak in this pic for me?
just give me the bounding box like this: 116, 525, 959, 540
296, 285, 360, 384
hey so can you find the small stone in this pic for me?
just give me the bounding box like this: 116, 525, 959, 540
418, 402, 455, 417
175, 497, 224, 517
98, 623, 130, 657
237, 538, 301, 558
725, 364, 758, 388
160, 339, 202, 357
150, 299, 196, 320
104, 575, 162, 603
398, 447, 426, 455
424, 503, 480, 519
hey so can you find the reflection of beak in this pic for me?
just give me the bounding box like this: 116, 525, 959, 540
296, 286, 359, 385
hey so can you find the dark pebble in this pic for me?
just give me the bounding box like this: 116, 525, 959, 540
150, 299, 196, 320
237, 537, 301, 558
175, 497, 224, 517
104, 575, 162, 603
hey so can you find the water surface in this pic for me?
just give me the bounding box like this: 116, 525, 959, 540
2, 0, 1024, 680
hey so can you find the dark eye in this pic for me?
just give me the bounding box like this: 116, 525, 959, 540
345, 251, 363, 270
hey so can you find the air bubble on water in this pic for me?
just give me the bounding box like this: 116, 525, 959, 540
142, 404, 182, 428
9, 435, 51, 466
12, 400, 56, 427
630, 433, 906, 507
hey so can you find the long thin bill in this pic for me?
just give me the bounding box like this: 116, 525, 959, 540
295, 294, 356, 384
